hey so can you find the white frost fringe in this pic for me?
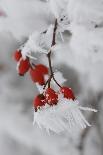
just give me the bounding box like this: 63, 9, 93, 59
33, 99, 97, 134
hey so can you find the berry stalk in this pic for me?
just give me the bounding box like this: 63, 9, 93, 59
46, 19, 61, 88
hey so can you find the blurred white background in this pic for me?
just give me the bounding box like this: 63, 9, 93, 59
0, 0, 103, 155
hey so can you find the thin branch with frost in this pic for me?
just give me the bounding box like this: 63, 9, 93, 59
13, 0, 98, 135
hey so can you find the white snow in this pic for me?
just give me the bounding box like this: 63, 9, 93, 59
0, 0, 103, 155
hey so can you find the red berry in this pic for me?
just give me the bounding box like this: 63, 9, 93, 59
30, 68, 45, 85
30, 64, 48, 85
33, 94, 46, 112
13, 50, 22, 62
45, 88, 58, 105
60, 87, 75, 100
35, 64, 48, 75
18, 58, 30, 76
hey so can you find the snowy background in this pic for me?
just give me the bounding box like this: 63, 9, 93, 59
0, 0, 103, 155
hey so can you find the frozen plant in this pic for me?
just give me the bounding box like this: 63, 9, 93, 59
13, 0, 97, 134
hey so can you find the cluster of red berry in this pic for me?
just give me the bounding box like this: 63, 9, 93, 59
13, 49, 48, 84
13, 49, 75, 112
34, 87, 75, 112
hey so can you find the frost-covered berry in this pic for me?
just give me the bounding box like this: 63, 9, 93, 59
60, 87, 75, 100
18, 58, 30, 76
30, 64, 48, 85
45, 88, 58, 105
13, 50, 22, 62
30, 68, 45, 85
35, 64, 48, 75
33, 94, 46, 112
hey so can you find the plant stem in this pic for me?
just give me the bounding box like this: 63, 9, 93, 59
47, 19, 57, 75
45, 19, 61, 88
52, 76, 62, 88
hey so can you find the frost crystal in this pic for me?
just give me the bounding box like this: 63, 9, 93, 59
49, 0, 68, 18
33, 96, 97, 134
57, 11, 70, 33
38, 25, 54, 52
21, 25, 54, 59
21, 32, 46, 60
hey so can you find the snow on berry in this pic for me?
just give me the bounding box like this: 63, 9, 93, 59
17, 58, 30, 76
13, 50, 22, 62
33, 95, 97, 134
33, 94, 46, 112
60, 86, 75, 100
45, 88, 58, 105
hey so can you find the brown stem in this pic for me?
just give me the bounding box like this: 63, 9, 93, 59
52, 19, 57, 46
43, 74, 53, 89
47, 19, 57, 74
45, 19, 61, 88
47, 52, 53, 76
52, 76, 62, 88
30, 63, 36, 70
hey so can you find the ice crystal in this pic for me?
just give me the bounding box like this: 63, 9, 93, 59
33, 96, 97, 134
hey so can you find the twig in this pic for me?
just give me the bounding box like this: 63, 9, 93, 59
44, 19, 61, 89
43, 74, 53, 89
52, 76, 62, 88
47, 19, 57, 75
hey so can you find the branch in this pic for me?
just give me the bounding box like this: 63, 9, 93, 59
44, 19, 61, 88
47, 19, 57, 75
